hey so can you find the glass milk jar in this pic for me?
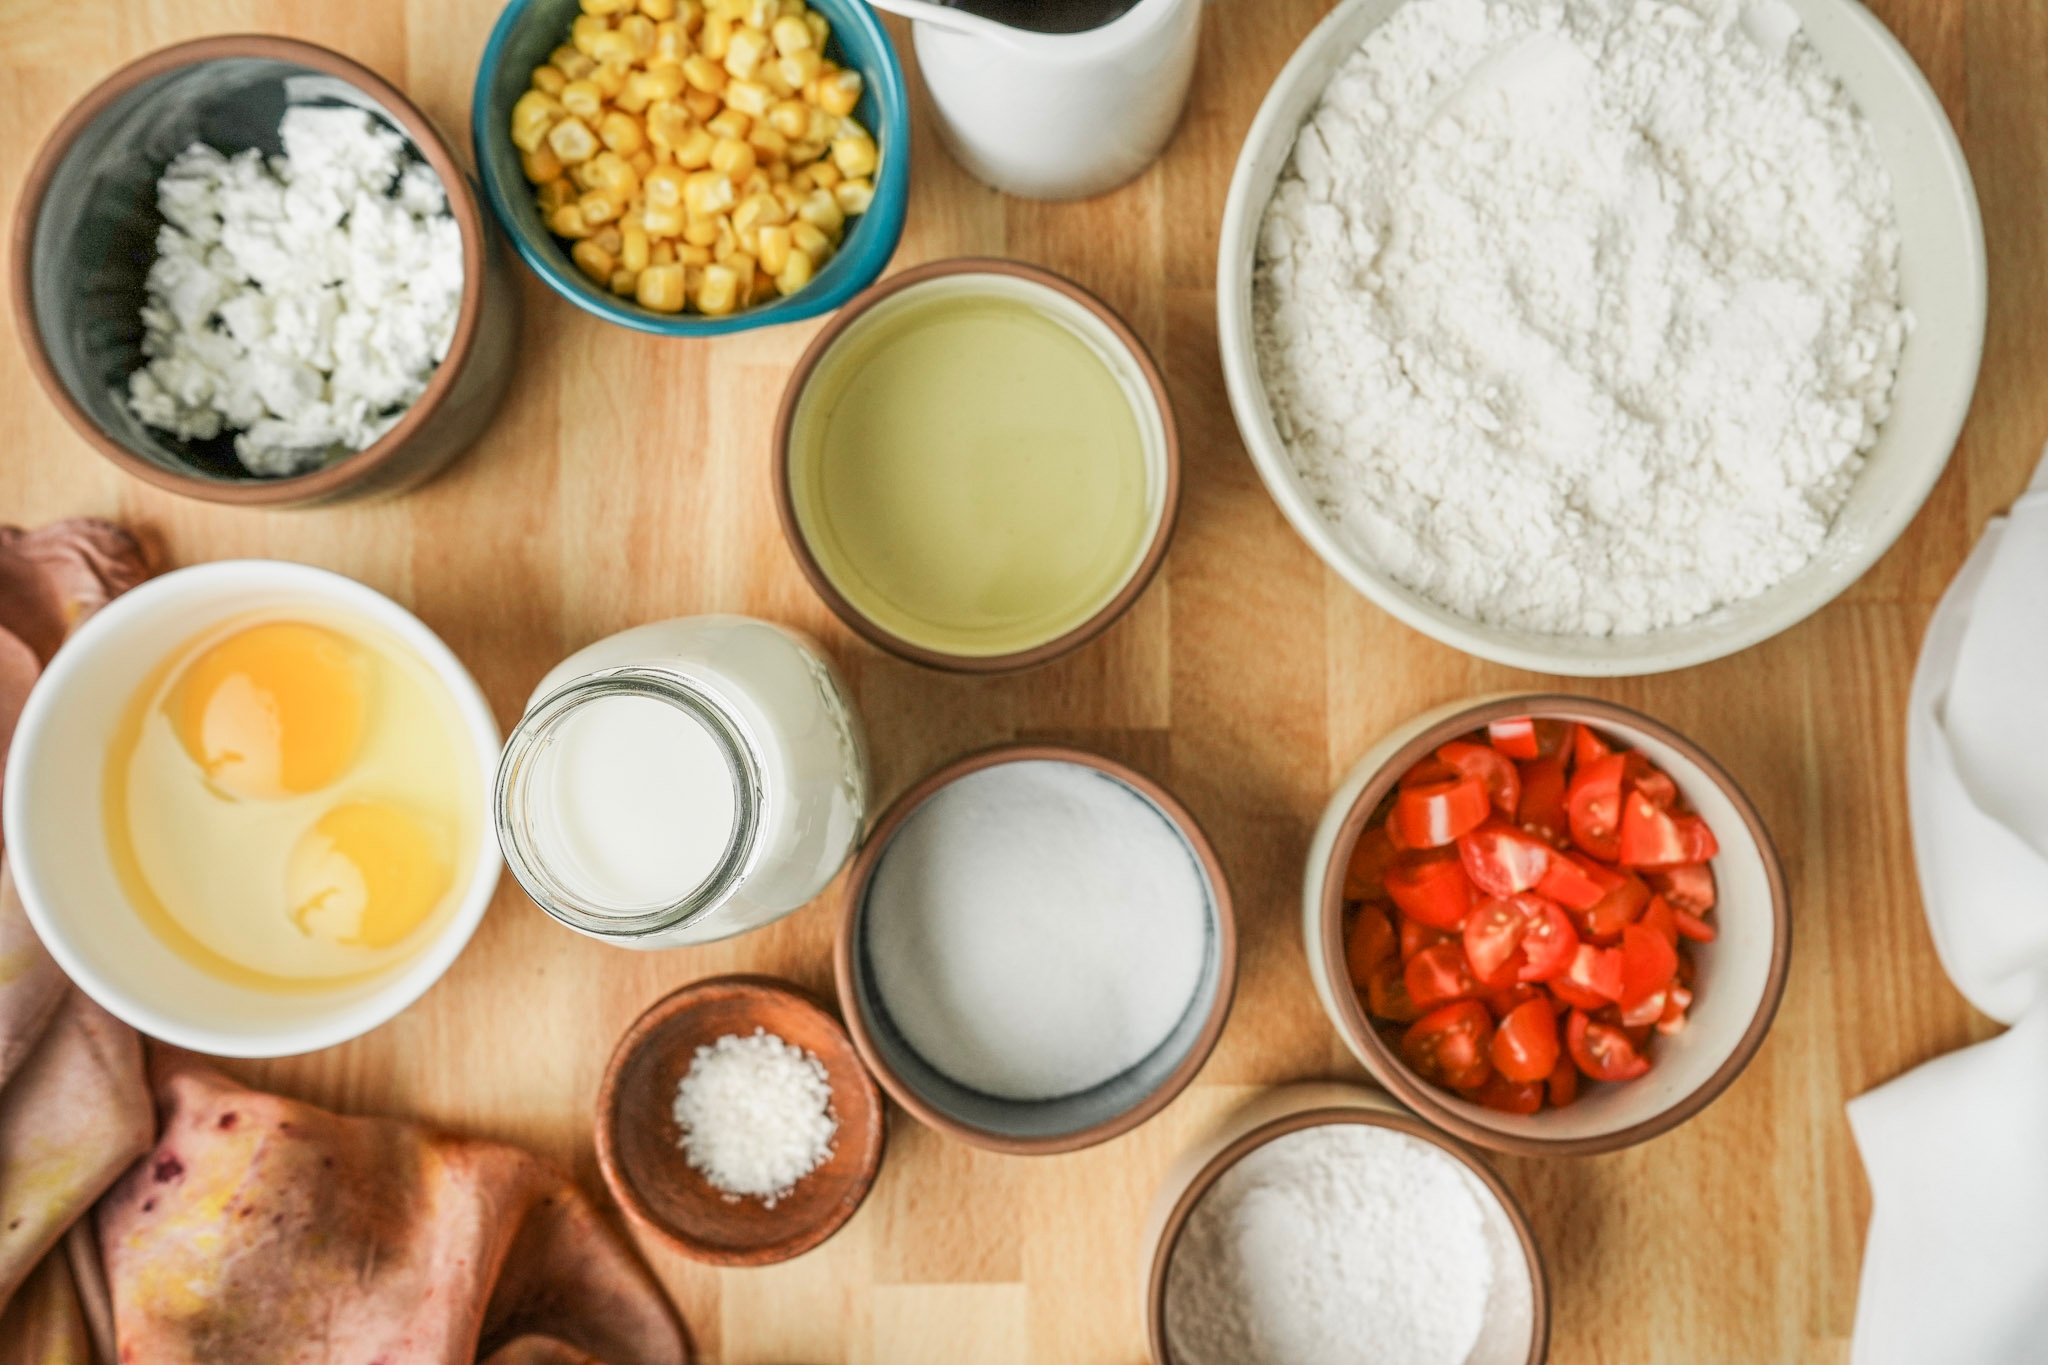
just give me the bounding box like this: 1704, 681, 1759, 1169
494, 616, 868, 947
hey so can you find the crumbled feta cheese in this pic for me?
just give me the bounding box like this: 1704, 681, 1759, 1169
127, 106, 464, 478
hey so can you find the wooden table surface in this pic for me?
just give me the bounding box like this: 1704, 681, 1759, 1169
2, 0, 2037, 1359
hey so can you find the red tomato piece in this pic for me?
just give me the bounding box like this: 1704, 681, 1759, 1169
1474, 1074, 1543, 1115
1399, 756, 1461, 789
1674, 908, 1717, 943
1384, 848, 1474, 930
1619, 923, 1679, 1012
1470, 944, 1524, 991
1363, 956, 1421, 1023
1562, 943, 1624, 1003
1515, 753, 1569, 847
1580, 873, 1650, 944
1391, 774, 1492, 849
1676, 943, 1697, 989
1638, 894, 1679, 949
1400, 913, 1454, 963
1546, 976, 1610, 1012
1463, 899, 1528, 982
1566, 753, 1628, 861
1405, 941, 1482, 1010
1567, 1009, 1652, 1082
1402, 1001, 1494, 1090
1547, 1053, 1579, 1107
1490, 996, 1560, 1082
1535, 850, 1621, 911
1438, 740, 1521, 816
1658, 984, 1694, 1035
1345, 906, 1398, 990
1457, 821, 1553, 899
1515, 896, 1579, 983
1647, 863, 1717, 915
1487, 717, 1569, 760
1624, 752, 1679, 810
1571, 724, 1613, 772
1481, 982, 1543, 1020
1619, 986, 1667, 1029
1343, 826, 1400, 901
1617, 790, 1720, 868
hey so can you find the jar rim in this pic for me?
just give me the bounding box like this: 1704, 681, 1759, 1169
493, 666, 764, 938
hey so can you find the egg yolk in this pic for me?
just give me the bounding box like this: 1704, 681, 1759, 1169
287, 801, 453, 950
171, 623, 368, 800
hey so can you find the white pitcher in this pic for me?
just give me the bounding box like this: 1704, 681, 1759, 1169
871, 0, 1202, 200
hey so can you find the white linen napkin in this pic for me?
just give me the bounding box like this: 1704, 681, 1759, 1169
1847, 449, 2048, 1364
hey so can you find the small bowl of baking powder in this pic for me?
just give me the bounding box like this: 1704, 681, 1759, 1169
1145, 1084, 1548, 1365
594, 974, 885, 1266
1220, 0, 1985, 675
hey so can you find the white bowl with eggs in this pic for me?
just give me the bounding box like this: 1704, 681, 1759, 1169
1218, 0, 1986, 676
3, 561, 502, 1058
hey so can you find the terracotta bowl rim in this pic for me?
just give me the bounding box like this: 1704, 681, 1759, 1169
772, 257, 1182, 675
1143, 1104, 1551, 1365
833, 742, 1238, 1154
9, 33, 489, 506
592, 972, 886, 1267
1317, 694, 1793, 1157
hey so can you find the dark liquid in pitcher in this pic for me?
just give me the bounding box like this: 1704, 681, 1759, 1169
940, 0, 1140, 34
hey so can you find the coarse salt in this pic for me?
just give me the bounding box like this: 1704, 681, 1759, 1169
671, 1028, 837, 1206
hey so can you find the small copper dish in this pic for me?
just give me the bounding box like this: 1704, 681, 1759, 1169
595, 975, 885, 1267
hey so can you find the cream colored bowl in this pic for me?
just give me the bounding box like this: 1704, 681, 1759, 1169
1218, 0, 1985, 676
2, 561, 502, 1058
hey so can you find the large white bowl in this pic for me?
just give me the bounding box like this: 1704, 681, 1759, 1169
3, 561, 503, 1058
1218, 0, 1986, 676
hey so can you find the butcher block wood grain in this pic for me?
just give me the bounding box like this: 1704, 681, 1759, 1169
0, 0, 2034, 1359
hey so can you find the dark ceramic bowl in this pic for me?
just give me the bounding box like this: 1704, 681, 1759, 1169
12, 36, 519, 506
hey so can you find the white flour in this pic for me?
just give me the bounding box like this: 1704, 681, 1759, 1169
1164, 1123, 1495, 1365
1255, 0, 1909, 635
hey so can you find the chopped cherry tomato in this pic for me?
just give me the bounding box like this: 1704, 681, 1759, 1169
1400, 913, 1454, 963
1617, 789, 1719, 868
1364, 956, 1421, 1023
1658, 984, 1694, 1035
1567, 1009, 1652, 1082
1384, 849, 1474, 930
1405, 942, 1481, 1010
1566, 753, 1628, 861
1515, 753, 1569, 846
1638, 895, 1679, 950
1571, 723, 1612, 772
1546, 975, 1610, 1012
1674, 908, 1717, 943
1399, 756, 1462, 789
1392, 773, 1492, 849
1562, 942, 1624, 1003
1619, 922, 1679, 1016
1547, 1053, 1579, 1107
1438, 740, 1521, 816
1474, 1074, 1543, 1115
1402, 1001, 1494, 1090
1487, 717, 1568, 760
1620, 986, 1667, 1028
1647, 863, 1716, 915
1490, 996, 1559, 1082
1463, 899, 1528, 981
1515, 895, 1579, 982
1535, 850, 1620, 911
1631, 758, 1678, 810
1470, 943, 1524, 991
1580, 873, 1650, 943
1481, 982, 1543, 1019
1345, 906, 1398, 990
1343, 826, 1400, 901
1457, 821, 1553, 899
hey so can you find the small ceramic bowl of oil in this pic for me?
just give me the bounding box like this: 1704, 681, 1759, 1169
775, 258, 1180, 673
2, 560, 502, 1057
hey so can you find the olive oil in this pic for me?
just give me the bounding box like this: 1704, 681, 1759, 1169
790, 286, 1157, 658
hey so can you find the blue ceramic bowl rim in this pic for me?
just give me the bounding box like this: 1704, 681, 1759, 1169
470, 0, 909, 336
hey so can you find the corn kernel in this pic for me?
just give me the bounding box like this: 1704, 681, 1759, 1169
685, 263, 706, 294
775, 246, 813, 295
582, 0, 631, 14
767, 159, 790, 183
765, 99, 808, 140
646, 100, 693, 150
560, 79, 604, 121
787, 138, 824, 165
652, 20, 689, 64
587, 151, 641, 199
652, 241, 677, 265
790, 219, 831, 261
740, 169, 771, 198
674, 126, 716, 168
595, 224, 626, 254
801, 104, 835, 144
817, 68, 862, 118
757, 223, 792, 275
537, 178, 576, 215
590, 29, 637, 65
770, 12, 812, 54
551, 44, 598, 80
569, 160, 602, 192
777, 49, 820, 89
787, 169, 813, 194
532, 65, 569, 96
620, 13, 657, 54
831, 133, 876, 179
682, 53, 727, 93
773, 181, 804, 213
732, 191, 787, 235
551, 203, 593, 238
642, 0, 677, 15
797, 187, 842, 237
572, 13, 611, 56
621, 223, 651, 272
638, 262, 688, 312
679, 0, 705, 30
678, 243, 713, 265
711, 216, 738, 260
748, 124, 789, 162
701, 12, 732, 59
644, 202, 687, 236
705, 108, 750, 140
610, 268, 638, 295
600, 110, 646, 155
724, 25, 768, 79
578, 189, 623, 225
630, 148, 655, 176
684, 87, 723, 121
643, 164, 688, 208
547, 117, 601, 164
725, 78, 771, 117
746, 0, 776, 29
697, 263, 739, 315
522, 145, 565, 184
807, 159, 840, 190
804, 11, 828, 47
833, 176, 873, 215
710, 136, 756, 179
683, 169, 736, 215
511, 90, 564, 152
592, 62, 630, 98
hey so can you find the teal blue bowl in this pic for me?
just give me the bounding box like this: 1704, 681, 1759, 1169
472, 0, 908, 335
